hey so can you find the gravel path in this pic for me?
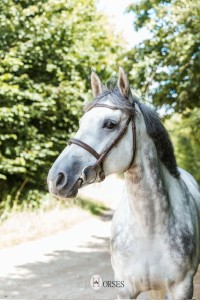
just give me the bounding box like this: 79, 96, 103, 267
0, 215, 115, 300
0, 175, 199, 299
1, 211, 199, 300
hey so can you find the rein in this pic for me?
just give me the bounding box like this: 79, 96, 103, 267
68, 103, 136, 185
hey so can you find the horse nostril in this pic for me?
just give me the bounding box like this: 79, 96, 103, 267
56, 172, 68, 188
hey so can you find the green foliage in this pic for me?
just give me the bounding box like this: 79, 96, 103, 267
165, 108, 200, 184
126, 0, 200, 113
0, 0, 122, 208
126, 0, 200, 183
76, 197, 109, 216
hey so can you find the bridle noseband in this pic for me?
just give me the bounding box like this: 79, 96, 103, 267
68, 103, 136, 185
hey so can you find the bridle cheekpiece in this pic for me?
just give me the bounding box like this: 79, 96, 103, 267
68, 103, 136, 186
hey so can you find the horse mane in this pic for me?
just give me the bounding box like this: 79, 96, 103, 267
84, 85, 180, 178
135, 100, 180, 178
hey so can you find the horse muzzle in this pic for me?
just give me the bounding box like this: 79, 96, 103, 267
47, 164, 99, 198
47, 168, 79, 198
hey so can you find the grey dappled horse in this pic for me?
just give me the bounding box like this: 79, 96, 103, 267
48, 68, 200, 299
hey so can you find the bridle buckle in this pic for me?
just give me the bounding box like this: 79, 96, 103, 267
99, 170, 105, 181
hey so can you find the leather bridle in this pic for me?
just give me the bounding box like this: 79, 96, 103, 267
68, 103, 136, 185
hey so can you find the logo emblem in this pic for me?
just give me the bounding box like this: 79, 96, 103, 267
90, 274, 102, 290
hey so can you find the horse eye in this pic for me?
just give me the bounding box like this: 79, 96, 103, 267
104, 120, 117, 129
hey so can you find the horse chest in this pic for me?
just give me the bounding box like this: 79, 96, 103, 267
111, 225, 168, 268
111, 231, 171, 291
110, 217, 184, 290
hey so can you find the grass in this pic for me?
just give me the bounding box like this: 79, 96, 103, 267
0, 192, 110, 222
0, 194, 110, 248
75, 196, 110, 216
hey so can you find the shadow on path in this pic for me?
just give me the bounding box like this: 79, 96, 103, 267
0, 211, 199, 300
0, 236, 116, 300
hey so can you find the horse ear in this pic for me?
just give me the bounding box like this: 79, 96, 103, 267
118, 67, 130, 99
91, 71, 104, 98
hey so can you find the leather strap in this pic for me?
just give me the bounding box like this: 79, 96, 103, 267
68, 138, 100, 160
86, 103, 131, 114
92, 115, 132, 168
128, 119, 136, 169
88, 103, 123, 111
68, 103, 136, 182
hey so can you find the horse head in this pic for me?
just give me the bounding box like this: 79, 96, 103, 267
47, 68, 136, 198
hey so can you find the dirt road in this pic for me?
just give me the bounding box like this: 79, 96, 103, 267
0, 175, 199, 299
0, 214, 116, 299
1, 212, 200, 299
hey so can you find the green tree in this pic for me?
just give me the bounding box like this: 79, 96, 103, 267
165, 108, 200, 184
0, 0, 121, 209
126, 0, 200, 112
125, 0, 200, 184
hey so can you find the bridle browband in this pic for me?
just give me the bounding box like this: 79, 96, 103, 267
68, 103, 136, 184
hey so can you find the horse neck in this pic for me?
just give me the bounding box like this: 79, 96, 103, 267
124, 131, 170, 234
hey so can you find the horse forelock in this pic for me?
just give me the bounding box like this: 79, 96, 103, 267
84, 86, 136, 116
84, 84, 180, 179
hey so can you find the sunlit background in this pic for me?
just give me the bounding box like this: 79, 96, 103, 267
97, 0, 150, 47
0, 0, 199, 298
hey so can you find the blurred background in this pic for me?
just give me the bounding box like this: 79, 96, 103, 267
0, 0, 200, 217
0, 0, 199, 218
0, 0, 200, 249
